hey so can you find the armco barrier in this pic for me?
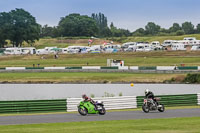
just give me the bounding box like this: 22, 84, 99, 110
67, 96, 137, 112
137, 94, 197, 107
198, 93, 200, 105
26, 67, 44, 69
0, 99, 66, 113
65, 67, 82, 69
100, 67, 118, 69
157, 66, 175, 70
139, 66, 156, 70
44, 67, 65, 70
129, 66, 139, 70
6, 67, 25, 70
177, 66, 198, 70
82, 66, 101, 70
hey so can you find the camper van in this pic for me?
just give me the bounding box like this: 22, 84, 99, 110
191, 45, 200, 51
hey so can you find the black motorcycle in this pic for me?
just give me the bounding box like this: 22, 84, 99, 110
142, 97, 165, 113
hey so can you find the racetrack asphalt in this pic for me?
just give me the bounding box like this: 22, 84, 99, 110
0, 108, 199, 125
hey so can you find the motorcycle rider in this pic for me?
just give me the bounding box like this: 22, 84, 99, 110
82, 94, 97, 110
144, 89, 158, 105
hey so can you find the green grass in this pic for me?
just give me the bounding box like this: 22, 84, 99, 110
1, 51, 200, 67
0, 117, 199, 133
0, 72, 186, 83
19, 34, 200, 49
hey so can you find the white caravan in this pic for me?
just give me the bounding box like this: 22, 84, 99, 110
4, 47, 36, 55
171, 43, 187, 51
122, 42, 136, 49
183, 37, 200, 45
20, 47, 36, 54
4, 48, 22, 55
36, 47, 57, 55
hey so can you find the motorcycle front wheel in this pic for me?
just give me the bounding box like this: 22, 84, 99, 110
158, 104, 165, 112
78, 107, 88, 116
142, 104, 150, 113
98, 105, 106, 115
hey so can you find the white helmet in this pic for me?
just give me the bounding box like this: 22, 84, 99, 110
145, 89, 149, 95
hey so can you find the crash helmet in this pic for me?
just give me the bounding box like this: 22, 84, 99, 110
82, 94, 87, 99
145, 89, 149, 95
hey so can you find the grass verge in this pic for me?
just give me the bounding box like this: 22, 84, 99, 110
0, 117, 199, 133
0, 51, 200, 67
0, 72, 186, 83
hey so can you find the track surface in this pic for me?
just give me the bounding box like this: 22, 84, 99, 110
0, 108, 199, 125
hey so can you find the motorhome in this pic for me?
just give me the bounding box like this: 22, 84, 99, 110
151, 41, 162, 50
162, 40, 176, 47
136, 43, 152, 52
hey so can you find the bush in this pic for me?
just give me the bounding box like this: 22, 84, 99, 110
183, 74, 200, 83
176, 30, 185, 36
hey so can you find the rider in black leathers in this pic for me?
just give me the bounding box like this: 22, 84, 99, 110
145, 89, 158, 105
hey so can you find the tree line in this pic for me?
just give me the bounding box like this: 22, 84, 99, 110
133, 22, 200, 36
1, 8, 200, 48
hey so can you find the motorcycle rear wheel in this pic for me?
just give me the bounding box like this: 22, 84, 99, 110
142, 104, 150, 113
78, 107, 88, 116
158, 104, 165, 112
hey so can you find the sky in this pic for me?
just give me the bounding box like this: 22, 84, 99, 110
0, 0, 200, 31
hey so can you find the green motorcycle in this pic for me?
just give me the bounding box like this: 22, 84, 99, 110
77, 100, 106, 116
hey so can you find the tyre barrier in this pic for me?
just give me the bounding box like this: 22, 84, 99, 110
2, 66, 200, 70
0, 94, 198, 113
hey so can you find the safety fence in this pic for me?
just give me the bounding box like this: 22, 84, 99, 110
0, 94, 199, 113
137, 94, 198, 107
67, 96, 137, 112
1, 66, 200, 70
0, 99, 66, 113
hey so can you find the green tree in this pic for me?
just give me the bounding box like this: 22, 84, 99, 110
182, 22, 194, 34
133, 28, 145, 36
145, 22, 160, 35
169, 23, 182, 33
40, 25, 54, 38
58, 13, 98, 36
8, 8, 40, 47
0, 12, 12, 47
91, 13, 111, 37
196, 24, 200, 33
